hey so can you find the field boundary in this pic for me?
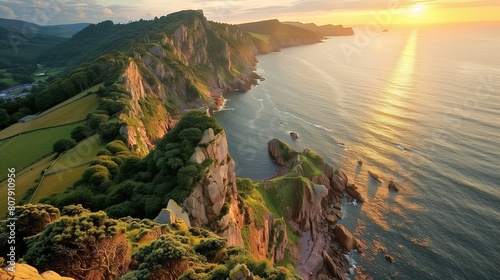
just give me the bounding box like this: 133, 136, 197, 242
0, 119, 85, 142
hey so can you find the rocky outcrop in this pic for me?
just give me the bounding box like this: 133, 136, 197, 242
346, 184, 365, 203
270, 219, 288, 263
183, 128, 243, 246
267, 138, 297, 167
330, 169, 348, 194
228, 264, 254, 280
333, 224, 361, 253
154, 209, 176, 225
368, 170, 382, 183
0, 264, 74, 280
388, 180, 399, 192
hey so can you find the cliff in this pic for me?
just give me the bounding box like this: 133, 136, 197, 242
266, 139, 364, 280
283, 22, 355, 37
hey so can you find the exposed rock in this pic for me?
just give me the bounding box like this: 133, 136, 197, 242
290, 131, 298, 139
326, 215, 338, 224
166, 199, 191, 227
183, 129, 243, 246
333, 224, 359, 253
154, 209, 176, 225
333, 202, 342, 210
335, 211, 343, 219
330, 169, 348, 194
267, 138, 297, 167
357, 160, 363, 165
228, 264, 254, 280
322, 251, 339, 277
270, 219, 288, 263
368, 171, 382, 183
346, 184, 365, 203
0, 264, 74, 280
388, 180, 399, 192
385, 254, 395, 263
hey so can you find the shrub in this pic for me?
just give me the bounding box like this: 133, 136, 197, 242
53, 138, 77, 154
71, 126, 87, 142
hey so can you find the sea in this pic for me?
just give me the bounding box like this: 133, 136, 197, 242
214, 22, 500, 279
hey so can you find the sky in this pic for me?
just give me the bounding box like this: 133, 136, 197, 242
0, 0, 499, 26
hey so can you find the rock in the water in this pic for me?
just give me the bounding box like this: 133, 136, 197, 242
326, 215, 338, 224
290, 131, 298, 139
333, 202, 342, 210
268, 139, 297, 167
385, 254, 395, 263
0, 263, 74, 280
346, 184, 365, 203
368, 170, 382, 183
357, 160, 363, 165
335, 211, 343, 219
229, 264, 254, 280
388, 180, 399, 192
333, 224, 359, 253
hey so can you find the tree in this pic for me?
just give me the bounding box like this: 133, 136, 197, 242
53, 138, 77, 154
71, 125, 87, 142
0, 108, 9, 127
24, 212, 131, 280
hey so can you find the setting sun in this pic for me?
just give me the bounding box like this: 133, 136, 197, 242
413, 5, 424, 13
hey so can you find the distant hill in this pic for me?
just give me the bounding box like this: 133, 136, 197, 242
283, 21, 354, 36
238, 19, 323, 50
0, 18, 90, 38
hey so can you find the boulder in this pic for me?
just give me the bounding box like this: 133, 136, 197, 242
385, 254, 395, 263
330, 169, 348, 193
154, 209, 176, 225
368, 171, 382, 183
166, 199, 191, 227
326, 215, 338, 224
335, 211, 343, 219
333, 202, 342, 210
322, 251, 338, 276
388, 180, 399, 192
345, 184, 365, 203
357, 160, 363, 165
228, 264, 254, 280
333, 224, 359, 253
290, 131, 298, 139
0, 264, 74, 280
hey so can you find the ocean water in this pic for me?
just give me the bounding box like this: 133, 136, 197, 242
214, 22, 500, 279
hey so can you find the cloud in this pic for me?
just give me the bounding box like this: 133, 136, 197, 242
0, 5, 17, 19
103, 7, 113, 16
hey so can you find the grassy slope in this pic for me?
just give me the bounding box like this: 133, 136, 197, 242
0, 155, 55, 217
32, 164, 90, 203
0, 86, 100, 140
0, 121, 84, 178
248, 32, 270, 43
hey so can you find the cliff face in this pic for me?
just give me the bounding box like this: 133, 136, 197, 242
183, 128, 244, 246
117, 12, 264, 153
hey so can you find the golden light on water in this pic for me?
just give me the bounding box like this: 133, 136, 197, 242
345, 30, 424, 233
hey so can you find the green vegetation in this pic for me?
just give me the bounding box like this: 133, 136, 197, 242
52, 139, 77, 154
0, 121, 83, 178
238, 19, 322, 45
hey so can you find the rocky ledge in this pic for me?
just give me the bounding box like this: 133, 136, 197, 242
267, 139, 364, 279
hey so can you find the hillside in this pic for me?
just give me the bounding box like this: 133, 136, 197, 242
0, 10, 360, 280
283, 21, 355, 36
238, 19, 323, 50
0, 18, 89, 38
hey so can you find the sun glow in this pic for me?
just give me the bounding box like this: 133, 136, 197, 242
412, 5, 424, 13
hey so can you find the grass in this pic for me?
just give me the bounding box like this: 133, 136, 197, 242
0, 121, 84, 180
256, 176, 309, 245
50, 134, 107, 173
33, 66, 65, 83
248, 32, 271, 43
291, 155, 323, 177
0, 92, 99, 140
35, 84, 102, 118
0, 155, 55, 217
31, 164, 90, 203
31, 134, 107, 202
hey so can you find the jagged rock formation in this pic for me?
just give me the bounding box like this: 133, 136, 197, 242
266, 139, 365, 279
0, 264, 74, 280
183, 128, 244, 246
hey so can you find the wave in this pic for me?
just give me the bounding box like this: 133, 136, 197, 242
273, 107, 333, 133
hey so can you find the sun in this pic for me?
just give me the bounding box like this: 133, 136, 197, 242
412, 5, 424, 13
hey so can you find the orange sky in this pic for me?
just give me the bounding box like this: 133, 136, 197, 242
289, 5, 500, 26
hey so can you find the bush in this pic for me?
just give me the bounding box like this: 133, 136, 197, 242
178, 127, 203, 143
97, 122, 120, 141
53, 138, 77, 154
71, 126, 87, 142
105, 140, 129, 154
194, 237, 228, 260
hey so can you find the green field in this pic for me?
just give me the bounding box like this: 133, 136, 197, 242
50, 134, 107, 173
32, 164, 90, 203
0, 122, 84, 179
36, 84, 102, 118
0, 155, 55, 217
0, 91, 99, 140
0, 69, 16, 86
33, 66, 65, 83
